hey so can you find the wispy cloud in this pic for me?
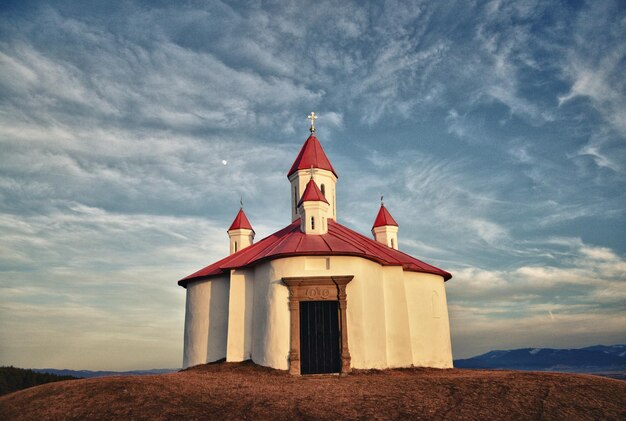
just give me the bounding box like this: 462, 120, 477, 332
0, 0, 624, 369
448, 240, 626, 357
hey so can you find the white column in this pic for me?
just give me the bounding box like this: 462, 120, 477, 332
226, 269, 254, 361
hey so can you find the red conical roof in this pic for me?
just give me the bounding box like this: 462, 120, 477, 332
297, 178, 329, 207
287, 134, 338, 178
228, 208, 254, 232
372, 204, 398, 229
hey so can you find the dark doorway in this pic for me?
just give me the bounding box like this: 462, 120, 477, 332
299, 301, 341, 374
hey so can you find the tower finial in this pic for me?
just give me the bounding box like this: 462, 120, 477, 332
240, 196, 243, 209
307, 112, 317, 133
381, 195, 384, 206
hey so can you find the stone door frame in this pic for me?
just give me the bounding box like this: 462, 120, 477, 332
282, 275, 353, 375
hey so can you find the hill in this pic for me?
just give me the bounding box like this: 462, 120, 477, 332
454, 344, 626, 379
1, 361, 625, 420
0, 367, 77, 396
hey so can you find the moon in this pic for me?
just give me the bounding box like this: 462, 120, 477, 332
222, 160, 228, 165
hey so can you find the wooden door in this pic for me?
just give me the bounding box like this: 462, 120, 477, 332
299, 301, 341, 374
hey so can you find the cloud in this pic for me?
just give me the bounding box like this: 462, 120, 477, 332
448, 240, 626, 357
0, 0, 625, 370
0, 205, 229, 370
558, 43, 626, 138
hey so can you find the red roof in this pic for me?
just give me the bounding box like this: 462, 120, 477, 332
179, 219, 451, 286
372, 204, 399, 229
287, 135, 338, 178
228, 208, 254, 232
297, 178, 329, 206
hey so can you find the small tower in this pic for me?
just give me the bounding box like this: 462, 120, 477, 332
288, 112, 338, 223
298, 176, 330, 235
227, 207, 255, 254
372, 199, 399, 249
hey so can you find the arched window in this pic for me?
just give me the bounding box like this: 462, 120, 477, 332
234, 241, 238, 252
311, 216, 315, 230
321, 184, 325, 197
390, 238, 395, 249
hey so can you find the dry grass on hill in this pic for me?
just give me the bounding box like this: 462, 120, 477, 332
1, 361, 625, 420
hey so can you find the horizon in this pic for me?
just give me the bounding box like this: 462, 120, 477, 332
17, 342, 623, 372
1, 0, 625, 371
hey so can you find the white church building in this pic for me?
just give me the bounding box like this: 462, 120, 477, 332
179, 116, 453, 375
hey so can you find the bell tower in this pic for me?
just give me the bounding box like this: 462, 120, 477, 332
288, 112, 338, 223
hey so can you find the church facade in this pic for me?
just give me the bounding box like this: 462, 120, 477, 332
179, 117, 453, 374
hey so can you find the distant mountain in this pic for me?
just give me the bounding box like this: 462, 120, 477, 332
454, 344, 626, 377
32, 368, 178, 378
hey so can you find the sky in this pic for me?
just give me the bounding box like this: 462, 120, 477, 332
0, 0, 625, 370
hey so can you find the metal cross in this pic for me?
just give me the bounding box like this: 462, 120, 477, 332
307, 112, 317, 133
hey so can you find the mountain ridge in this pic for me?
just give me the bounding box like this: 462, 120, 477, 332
454, 344, 625, 379
32, 368, 177, 379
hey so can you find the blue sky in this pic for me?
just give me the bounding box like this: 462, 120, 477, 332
0, 0, 625, 370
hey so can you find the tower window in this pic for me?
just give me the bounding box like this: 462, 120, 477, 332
311, 216, 315, 230
391, 238, 395, 249
294, 186, 298, 213
234, 241, 238, 252
321, 184, 325, 197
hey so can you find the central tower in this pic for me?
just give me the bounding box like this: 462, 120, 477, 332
287, 112, 338, 222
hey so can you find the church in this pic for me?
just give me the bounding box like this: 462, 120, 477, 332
178, 114, 453, 375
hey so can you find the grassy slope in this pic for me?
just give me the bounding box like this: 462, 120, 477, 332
1, 362, 624, 420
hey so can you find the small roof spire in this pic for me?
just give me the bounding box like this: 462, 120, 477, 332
298, 177, 329, 207
307, 111, 317, 133
240, 196, 244, 209
372, 200, 398, 229
228, 207, 254, 232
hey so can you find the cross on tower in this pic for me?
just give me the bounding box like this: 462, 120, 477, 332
307, 112, 317, 133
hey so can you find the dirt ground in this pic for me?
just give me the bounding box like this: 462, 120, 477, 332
1, 361, 625, 420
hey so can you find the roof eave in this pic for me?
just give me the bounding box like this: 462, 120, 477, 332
179, 251, 452, 286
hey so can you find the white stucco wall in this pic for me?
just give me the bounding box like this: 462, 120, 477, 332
228, 228, 254, 255
182, 275, 230, 368
245, 255, 453, 371
383, 265, 413, 367
299, 200, 330, 235
226, 268, 254, 362
250, 260, 291, 370
404, 272, 453, 368
372, 225, 399, 249
184, 254, 453, 371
